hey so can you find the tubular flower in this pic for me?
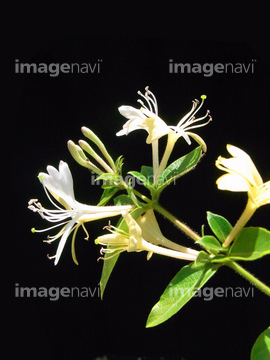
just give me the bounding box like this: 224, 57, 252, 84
117, 86, 171, 144
117, 87, 211, 150
216, 145, 270, 247
28, 161, 134, 265
216, 145, 270, 207
95, 210, 199, 261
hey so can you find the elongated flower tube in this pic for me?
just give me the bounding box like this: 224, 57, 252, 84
95, 210, 199, 261
28, 161, 134, 265
215, 145, 270, 247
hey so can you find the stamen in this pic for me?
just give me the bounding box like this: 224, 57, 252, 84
176, 99, 199, 127
81, 223, 89, 240
144, 86, 158, 114
32, 220, 69, 234
97, 248, 126, 261
181, 111, 212, 131
137, 90, 153, 113
28, 199, 38, 206
43, 186, 65, 211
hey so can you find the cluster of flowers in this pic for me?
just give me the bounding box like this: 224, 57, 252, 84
28, 87, 270, 265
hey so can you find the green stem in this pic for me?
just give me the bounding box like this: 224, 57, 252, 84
225, 261, 270, 297
153, 202, 201, 242
132, 188, 151, 203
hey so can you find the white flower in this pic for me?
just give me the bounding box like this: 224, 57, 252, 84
216, 145, 270, 207
95, 210, 199, 261
117, 86, 171, 144
116, 87, 211, 150
28, 161, 134, 265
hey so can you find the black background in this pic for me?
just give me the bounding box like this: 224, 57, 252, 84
11, 38, 270, 359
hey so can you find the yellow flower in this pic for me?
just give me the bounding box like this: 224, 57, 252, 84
95, 210, 199, 261
216, 145, 270, 207
215, 145, 270, 247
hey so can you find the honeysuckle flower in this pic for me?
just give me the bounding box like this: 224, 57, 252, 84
117, 87, 172, 144
95, 210, 199, 261
215, 145, 270, 247
28, 161, 134, 265
117, 87, 211, 148
117, 87, 211, 180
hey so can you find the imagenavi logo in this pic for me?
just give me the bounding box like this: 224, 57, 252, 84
15, 59, 103, 77
169, 59, 256, 77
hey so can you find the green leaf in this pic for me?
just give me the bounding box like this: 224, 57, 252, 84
196, 235, 223, 254
146, 262, 220, 327
251, 326, 270, 360
207, 212, 232, 243
113, 194, 134, 206
228, 227, 270, 261
97, 187, 118, 206
191, 251, 211, 269
156, 146, 202, 193
140, 166, 154, 185
99, 250, 121, 300
128, 171, 155, 192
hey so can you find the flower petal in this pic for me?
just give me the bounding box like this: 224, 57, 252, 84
216, 173, 250, 192
142, 117, 172, 144
118, 105, 146, 120
116, 106, 147, 136
39, 161, 76, 209
54, 217, 78, 265
226, 145, 263, 187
